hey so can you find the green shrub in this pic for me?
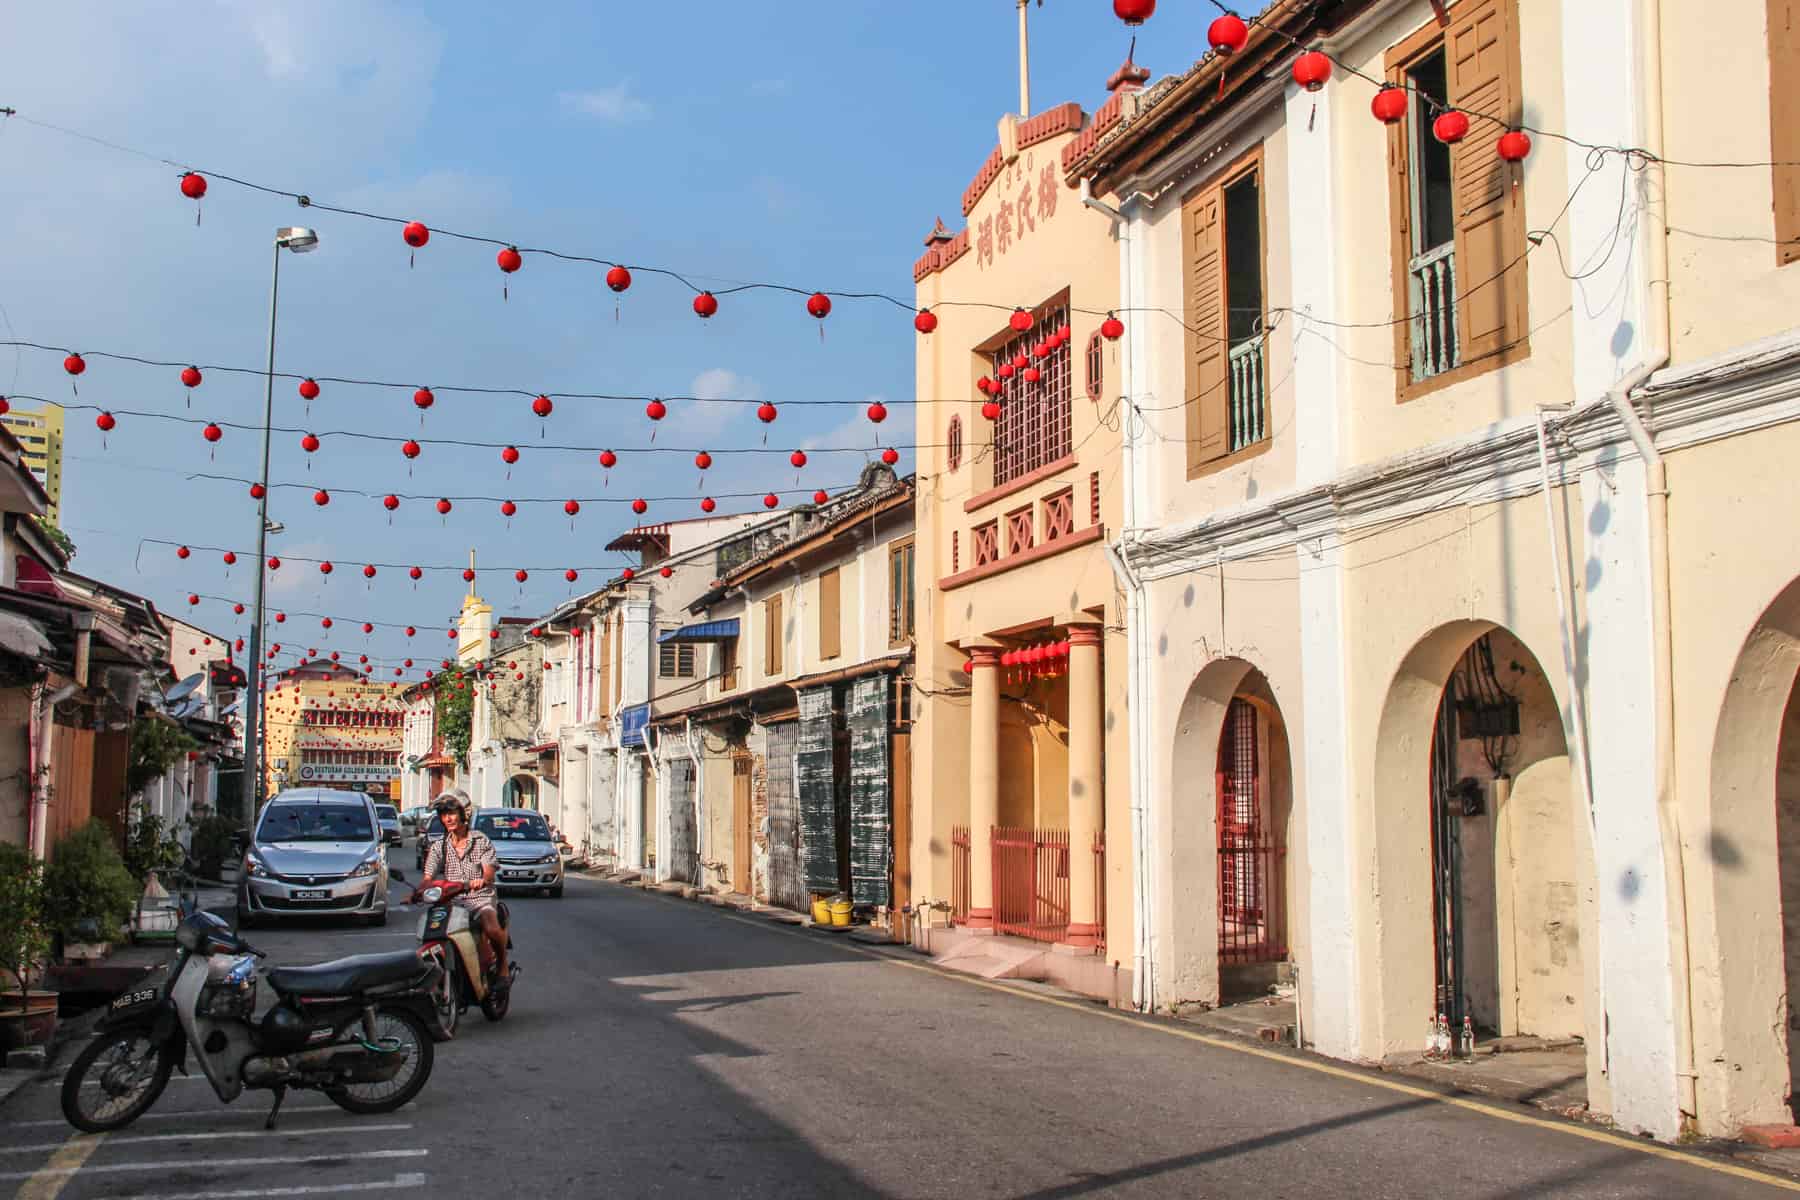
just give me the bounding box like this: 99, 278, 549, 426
0, 842, 49, 1003
189, 813, 238, 880
121, 807, 186, 883
43, 821, 139, 945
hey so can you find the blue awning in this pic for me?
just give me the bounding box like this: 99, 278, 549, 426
656, 619, 739, 644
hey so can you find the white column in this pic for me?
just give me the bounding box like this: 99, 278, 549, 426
1285, 75, 1359, 1058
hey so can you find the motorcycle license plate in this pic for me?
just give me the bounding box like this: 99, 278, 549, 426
291, 888, 330, 900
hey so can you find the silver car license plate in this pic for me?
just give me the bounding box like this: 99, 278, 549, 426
501, 870, 530, 881
291, 888, 330, 900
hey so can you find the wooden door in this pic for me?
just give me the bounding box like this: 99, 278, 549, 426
732, 757, 752, 895
890, 732, 912, 905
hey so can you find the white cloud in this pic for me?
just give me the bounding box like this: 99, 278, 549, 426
558, 83, 651, 123
684, 368, 759, 437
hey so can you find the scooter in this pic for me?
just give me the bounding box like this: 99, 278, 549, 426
409, 878, 517, 1040
62, 908, 441, 1133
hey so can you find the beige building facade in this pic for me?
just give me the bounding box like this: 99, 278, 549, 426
1063, 0, 1800, 1142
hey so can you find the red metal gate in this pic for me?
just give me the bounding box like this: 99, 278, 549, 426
994, 826, 1069, 943
1218, 698, 1287, 964
950, 824, 970, 924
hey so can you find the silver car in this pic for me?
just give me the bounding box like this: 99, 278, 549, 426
475, 808, 565, 898
374, 803, 402, 844
237, 788, 393, 927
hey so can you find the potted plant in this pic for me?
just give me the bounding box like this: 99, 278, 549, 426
42, 821, 140, 962
0, 841, 57, 1052
189, 812, 238, 881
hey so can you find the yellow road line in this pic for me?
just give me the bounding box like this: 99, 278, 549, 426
12, 1132, 104, 1200
656, 890, 1800, 1195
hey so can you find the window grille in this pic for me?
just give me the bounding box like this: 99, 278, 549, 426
1004, 507, 1034, 556
1085, 330, 1104, 402
972, 521, 1000, 567
1042, 488, 1074, 542
658, 641, 695, 678
946, 415, 963, 472
992, 301, 1072, 486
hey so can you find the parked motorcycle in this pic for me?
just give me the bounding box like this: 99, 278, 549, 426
409, 878, 516, 1040
61, 908, 440, 1133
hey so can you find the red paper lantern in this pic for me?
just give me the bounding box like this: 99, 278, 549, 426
1433, 109, 1470, 144
447, 629, 456, 639
202, 422, 222, 444
621, 568, 635, 581
645, 400, 667, 421
436, 499, 453, 515
313, 489, 330, 506
1292, 50, 1332, 92
914, 308, 937, 334
270, 562, 282, 574
405, 626, 417, 636
515, 569, 528, 583
497, 247, 522, 274
606, 265, 632, 292
223, 551, 236, 565
64, 353, 86, 376
383, 494, 400, 512
700, 497, 716, 513
233, 603, 245, 614
363, 622, 374, 633
1101, 314, 1125, 341
599, 450, 617, 469
1372, 85, 1409, 125
790, 450, 808, 469
982, 400, 1002, 421
463, 568, 476, 582
867, 401, 888, 424
1208, 13, 1248, 55
501, 445, 519, 466
95, 411, 115, 432
962, 659, 974, 674
176, 545, 190, 559
806, 292, 832, 319
187, 593, 200, 606
300, 433, 320, 454
1009, 308, 1033, 333
565, 569, 579, 582
319, 561, 333, 575
1497, 129, 1532, 162
403, 221, 430, 248
532, 394, 553, 418
181, 365, 203, 390
250, 482, 266, 499
694, 451, 713, 470
363, 565, 377, 579
813, 489, 829, 505
659, 566, 672, 578
632, 498, 648, 515
881, 447, 900, 465
180, 171, 207, 199
298, 378, 320, 401
500, 500, 517, 517
1113, 0, 1155, 24
693, 291, 719, 318
0, 398, 9, 417
977, 377, 994, 395
408, 568, 422, 582
564, 499, 580, 516
1024, 367, 1041, 384
413, 387, 434, 410
763, 493, 779, 509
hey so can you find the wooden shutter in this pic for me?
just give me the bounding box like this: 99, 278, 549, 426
597, 619, 612, 717
818, 568, 842, 660
1387, 59, 1417, 393
1772, 0, 1800, 264
1183, 181, 1229, 470
1446, 0, 1524, 365
765, 594, 783, 675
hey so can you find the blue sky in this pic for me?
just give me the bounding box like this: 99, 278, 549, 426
0, 1, 1216, 684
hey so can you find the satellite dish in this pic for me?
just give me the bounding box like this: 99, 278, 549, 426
165, 673, 205, 704
171, 696, 206, 720
219, 699, 242, 717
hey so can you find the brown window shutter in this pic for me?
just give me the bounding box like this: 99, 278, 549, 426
597, 621, 612, 717
1183, 181, 1229, 469
1771, 0, 1800, 264
1386, 64, 1416, 393
766, 594, 783, 675
1446, 0, 1525, 365
818, 568, 841, 660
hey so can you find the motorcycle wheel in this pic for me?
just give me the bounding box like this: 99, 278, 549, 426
480, 971, 511, 1022
60, 1028, 173, 1132
324, 1008, 434, 1115
421, 944, 458, 1041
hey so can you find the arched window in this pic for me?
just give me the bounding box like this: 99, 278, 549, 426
947, 415, 963, 472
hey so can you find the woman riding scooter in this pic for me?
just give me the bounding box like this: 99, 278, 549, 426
417, 790, 510, 990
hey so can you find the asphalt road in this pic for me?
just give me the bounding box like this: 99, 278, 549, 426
4, 843, 1798, 1199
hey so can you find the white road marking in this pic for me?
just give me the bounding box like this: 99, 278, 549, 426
0, 1147, 427, 1182
106, 1172, 428, 1199
12, 1103, 337, 1128
3, 1122, 410, 1155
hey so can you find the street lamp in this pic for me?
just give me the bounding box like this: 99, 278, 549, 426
243, 226, 319, 828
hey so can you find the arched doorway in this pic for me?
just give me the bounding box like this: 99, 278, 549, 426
1168, 658, 1295, 1006
503, 774, 539, 810
1373, 621, 1594, 1056
1706, 575, 1800, 1128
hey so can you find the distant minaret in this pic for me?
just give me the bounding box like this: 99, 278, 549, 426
1017, 0, 1032, 116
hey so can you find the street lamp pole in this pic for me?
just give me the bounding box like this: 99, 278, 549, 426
243, 227, 318, 827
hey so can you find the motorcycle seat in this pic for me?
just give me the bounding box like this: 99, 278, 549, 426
267, 949, 423, 997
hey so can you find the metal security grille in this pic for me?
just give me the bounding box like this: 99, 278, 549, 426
1217, 698, 1286, 965
665, 757, 698, 884
992, 304, 1072, 486
764, 721, 806, 911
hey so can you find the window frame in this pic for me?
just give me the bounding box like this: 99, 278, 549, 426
888, 537, 916, 648
658, 640, 696, 679
983, 290, 1073, 488
764, 593, 784, 676
817, 567, 842, 662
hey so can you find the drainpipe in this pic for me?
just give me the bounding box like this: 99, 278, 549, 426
685, 716, 706, 883
26, 680, 45, 859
